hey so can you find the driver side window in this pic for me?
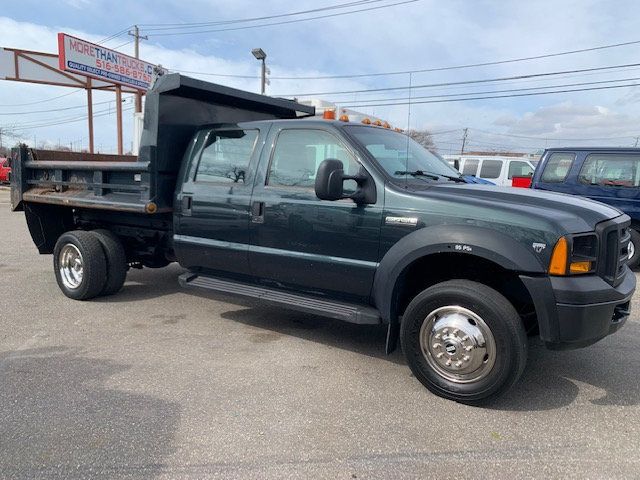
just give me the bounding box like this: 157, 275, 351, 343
268, 129, 360, 191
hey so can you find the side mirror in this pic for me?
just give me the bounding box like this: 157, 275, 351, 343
315, 159, 346, 201
315, 158, 374, 204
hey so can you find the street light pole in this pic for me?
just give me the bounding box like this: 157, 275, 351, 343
251, 48, 267, 95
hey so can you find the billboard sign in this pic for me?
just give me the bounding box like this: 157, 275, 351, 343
58, 33, 155, 90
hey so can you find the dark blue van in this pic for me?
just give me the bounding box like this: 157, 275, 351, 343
531, 147, 640, 267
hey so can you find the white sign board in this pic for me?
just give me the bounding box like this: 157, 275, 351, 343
58, 33, 155, 90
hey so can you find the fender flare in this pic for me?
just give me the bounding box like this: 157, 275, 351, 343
373, 224, 547, 324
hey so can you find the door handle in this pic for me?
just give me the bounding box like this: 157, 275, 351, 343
181, 195, 192, 216
251, 201, 265, 224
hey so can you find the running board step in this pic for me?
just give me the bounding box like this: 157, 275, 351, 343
179, 272, 381, 325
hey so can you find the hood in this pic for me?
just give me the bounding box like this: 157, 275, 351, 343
407, 183, 623, 234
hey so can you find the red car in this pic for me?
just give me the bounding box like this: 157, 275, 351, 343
0, 157, 10, 184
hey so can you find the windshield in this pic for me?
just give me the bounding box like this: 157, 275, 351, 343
344, 125, 461, 180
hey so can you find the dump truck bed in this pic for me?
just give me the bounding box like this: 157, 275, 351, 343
11, 73, 314, 214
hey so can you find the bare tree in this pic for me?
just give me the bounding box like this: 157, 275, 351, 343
407, 129, 436, 151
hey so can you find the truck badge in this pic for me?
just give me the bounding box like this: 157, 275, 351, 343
385, 216, 418, 226
532, 242, 546, 253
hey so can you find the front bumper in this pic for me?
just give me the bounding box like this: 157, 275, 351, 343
520, 266, 636, 350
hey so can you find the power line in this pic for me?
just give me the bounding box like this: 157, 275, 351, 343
140, 0, 388, 30
339, 75, 640, 106
469, 128, 638, 142
10, 105, 136, 132
277, 62, 640, 97
146, 0, 418, 37
339, 81, 640, 107
174, 38, 640, 81
0, 90, 82, 108
97, 26, 134, 45
0, 97, 131, 116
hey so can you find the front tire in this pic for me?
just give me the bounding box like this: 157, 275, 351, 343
53, 231, 107, 300
400, 280, 527, 405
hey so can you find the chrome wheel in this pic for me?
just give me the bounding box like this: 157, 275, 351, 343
58, 243, 84, 290
628, 240, 635, 261
419, 305, 496, 384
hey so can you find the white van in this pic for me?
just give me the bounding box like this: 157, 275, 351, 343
456, 156, 537, 186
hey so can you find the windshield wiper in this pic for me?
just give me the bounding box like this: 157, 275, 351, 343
434, 173, 466, 183
395, 170, 466, 183
394, 170, 440, 180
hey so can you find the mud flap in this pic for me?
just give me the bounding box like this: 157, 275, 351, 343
385, 319, 400, 355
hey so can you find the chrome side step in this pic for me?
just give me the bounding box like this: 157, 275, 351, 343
179, 272, 381, 325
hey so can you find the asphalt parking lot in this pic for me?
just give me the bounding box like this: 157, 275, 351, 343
1, 186, 639, 479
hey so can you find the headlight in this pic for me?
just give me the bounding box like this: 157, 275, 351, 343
549, 234, 598, 275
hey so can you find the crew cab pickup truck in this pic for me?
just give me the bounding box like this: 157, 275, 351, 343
531, 148, 640, 268
10, 74, 635, 404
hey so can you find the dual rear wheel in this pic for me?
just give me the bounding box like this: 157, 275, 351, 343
53, 230, 127, 300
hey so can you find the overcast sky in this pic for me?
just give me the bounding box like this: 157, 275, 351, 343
1, 0, 639, 154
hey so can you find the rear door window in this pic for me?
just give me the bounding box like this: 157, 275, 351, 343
508, 161, 534, 179
462, 159, 479, 176
541, 152, 575, 183
195, 129, 258, 183
479, 160, 502, 179
578, 153, 640, 188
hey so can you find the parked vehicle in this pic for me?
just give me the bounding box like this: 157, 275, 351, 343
531, 147, 640, 268
11, 74, 635, 405
0, 157, 10, 184
456, 155, 536, 186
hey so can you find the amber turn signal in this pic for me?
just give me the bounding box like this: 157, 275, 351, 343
570, 261, 592, 273
549, 236, 568, 275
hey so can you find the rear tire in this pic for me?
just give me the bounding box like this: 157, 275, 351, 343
53, 231, 107, 301
400, 280, 527, 405
93, 229, 127, 295
628, 229, 640, 269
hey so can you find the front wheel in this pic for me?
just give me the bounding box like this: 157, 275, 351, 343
400, 280, 527, 405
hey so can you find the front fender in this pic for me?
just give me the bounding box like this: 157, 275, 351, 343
373, 224, 547, 323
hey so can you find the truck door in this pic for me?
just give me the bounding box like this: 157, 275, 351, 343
248, 126, 382, 304
174, 127, 263, 277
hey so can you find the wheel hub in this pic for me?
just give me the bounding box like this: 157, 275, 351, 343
420, 306, 496, 383
59, 243, 84, 290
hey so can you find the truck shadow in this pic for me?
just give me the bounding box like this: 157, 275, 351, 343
0, 346, 181, 479
220, 306, 405, 366
223, 307, 640, 410
98, 267, 640, 411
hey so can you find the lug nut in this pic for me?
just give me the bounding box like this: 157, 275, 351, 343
463, 355, 470, 362
432, 343, 441, 349
465, 346, 473, 352
436, 352, 444, 359
455, 361, 463, 367
445, 359, 452, 366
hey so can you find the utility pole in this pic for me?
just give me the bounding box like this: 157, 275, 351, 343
129, 25, 148, 113
634, 136, 639, 147
460, 128, 469, 155
0, 128, 3, 150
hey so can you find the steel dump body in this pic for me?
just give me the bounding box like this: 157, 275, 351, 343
10, 73, 314, 214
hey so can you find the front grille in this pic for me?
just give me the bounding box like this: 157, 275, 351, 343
597, 217, 631, 287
